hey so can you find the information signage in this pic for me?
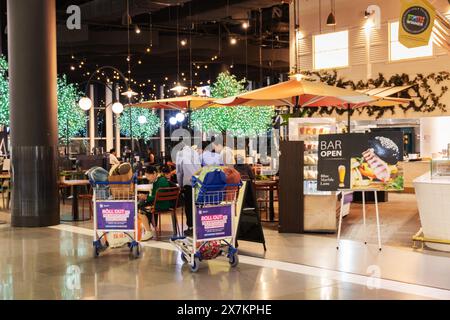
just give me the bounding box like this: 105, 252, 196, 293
317, 132, 404, 191
96, 201, 135, 230
196, 205, 233, 241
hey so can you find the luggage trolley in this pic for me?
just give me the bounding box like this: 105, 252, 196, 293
171, 177, 242, 272
91, 174, 141, 259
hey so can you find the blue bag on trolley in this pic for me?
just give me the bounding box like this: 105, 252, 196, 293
193, 166, 227, 205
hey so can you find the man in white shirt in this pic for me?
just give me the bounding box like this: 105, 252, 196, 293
109, 148, 120, 166
200, 141, 223, 166
214, 142, 236, 166
176, 143, 201, 236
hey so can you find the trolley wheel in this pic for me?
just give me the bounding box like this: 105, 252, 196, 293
190, 257, 200, 273
228, 252, 239, 267
130, 243, 140, 259
180, 252, 188, 264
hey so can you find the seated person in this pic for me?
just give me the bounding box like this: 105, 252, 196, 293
138, 166, 173, 241
161, 164, 178, 188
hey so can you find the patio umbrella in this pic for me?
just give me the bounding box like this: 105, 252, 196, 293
129, 95, 214, 111
128, 95, 215, 130
214, 78, 376, 108
214, 79, 410, 131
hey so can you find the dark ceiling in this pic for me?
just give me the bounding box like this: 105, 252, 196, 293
17, 1, 291, 100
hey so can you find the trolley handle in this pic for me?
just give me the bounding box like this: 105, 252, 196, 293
191, 176, 242, 189
90, 172, 138, 186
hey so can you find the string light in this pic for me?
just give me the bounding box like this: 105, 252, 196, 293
120, 108, 159, 139
230, 37, 237, 45
191, 71, 274, 136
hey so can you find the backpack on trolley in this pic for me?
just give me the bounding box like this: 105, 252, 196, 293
193, 167, 227, 205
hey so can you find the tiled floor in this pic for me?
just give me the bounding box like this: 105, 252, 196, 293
1, 192, 450, 300
0, 225, 439, 300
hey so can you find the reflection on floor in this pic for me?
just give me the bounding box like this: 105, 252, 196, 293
0, 192, 450, 299
0, 225, 442, 300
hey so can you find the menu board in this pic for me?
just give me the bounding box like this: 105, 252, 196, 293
317, 132, 404, 191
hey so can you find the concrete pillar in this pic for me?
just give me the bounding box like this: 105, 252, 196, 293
105, 83, 113, 152
89, 84, 95, 153
115, 85, 121, 154
8, 0, 59, 227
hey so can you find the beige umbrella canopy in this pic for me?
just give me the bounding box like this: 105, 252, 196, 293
213, 78, 376, 107
213, 78, 410, 130
129, 95, 214, 111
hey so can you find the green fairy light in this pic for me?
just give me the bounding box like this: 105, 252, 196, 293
0, 56, 86, 139
191, 71, 274, 136
119, 107, 160, 140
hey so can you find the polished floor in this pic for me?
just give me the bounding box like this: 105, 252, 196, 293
1, 193, 450, 300
0, 224, 439, 300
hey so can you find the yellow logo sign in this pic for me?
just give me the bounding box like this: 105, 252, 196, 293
399, 0, 435, 48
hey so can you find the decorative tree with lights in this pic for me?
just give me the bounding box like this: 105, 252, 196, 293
57, 75, 87, 139
0, 56, 9, 126
191, 71, 274, 136
119, 107, 160, 140
0, 56, 86, 139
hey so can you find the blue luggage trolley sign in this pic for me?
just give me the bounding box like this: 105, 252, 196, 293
96, 202, 135, 230
196, 205, 233, 241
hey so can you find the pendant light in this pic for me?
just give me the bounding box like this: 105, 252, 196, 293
326, 0, 336, 26
171, 6, 187, 95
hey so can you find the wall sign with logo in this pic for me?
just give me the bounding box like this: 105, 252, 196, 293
399, 0, 436, 48
196, 205, 233, 241
317, 132, 404, 191
96, 201, 135, 230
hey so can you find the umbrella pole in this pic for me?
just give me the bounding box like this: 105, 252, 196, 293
347, 104, 351, 133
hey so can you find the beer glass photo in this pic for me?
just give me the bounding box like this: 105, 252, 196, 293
338, 165, 346, 188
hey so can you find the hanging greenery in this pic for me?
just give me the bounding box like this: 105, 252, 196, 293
119, 107, 160, 140
0, 56, 87, 138
191, 71, 275, 136
300, 70, 450, 118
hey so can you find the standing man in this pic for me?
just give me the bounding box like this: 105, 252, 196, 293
176, 143, 201, 236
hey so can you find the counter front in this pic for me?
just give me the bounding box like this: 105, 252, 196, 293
414, 173, 450, 251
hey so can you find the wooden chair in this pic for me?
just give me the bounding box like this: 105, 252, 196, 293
79, 184, 93, 220
150, 187, 181, 240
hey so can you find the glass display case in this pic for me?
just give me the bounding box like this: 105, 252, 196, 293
289, 117, 336, 195
431, 159, 450, 178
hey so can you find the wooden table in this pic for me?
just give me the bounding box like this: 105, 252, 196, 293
254, 180, 278, 222
0, 172, 11, 212
60, 179, 91, 222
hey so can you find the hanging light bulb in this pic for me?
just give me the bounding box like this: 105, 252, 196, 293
170, 83, 188, 94
112, 102, 124, 114
230, 37, 237, 45
180, 39, 187, 46
70, 65, 75, 71
121, 88, 138, 98
326, 0, 336, 26
169, 117, 177, 125
242, 21, 249, 29
138, 115, 147, 124
135, 24, 141, 34
78, 97, 92, 111
176, 112, 185, 123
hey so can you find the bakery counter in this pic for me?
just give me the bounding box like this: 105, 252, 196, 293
413, 173, 450, 252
